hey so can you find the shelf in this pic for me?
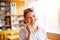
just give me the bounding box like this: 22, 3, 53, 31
12, 24, 20, 26
0, 14, 11, 16
0, 0, 10, 1
0, 25, 10, 27
0, 21, 10, 23
0, 14, 23, 16
0, 1, 25, 30
0, 5, 10, 7
11, 14, 23, 16
0, 1, 11, 29
0, 10, 10, 11
5, 25, 10, 27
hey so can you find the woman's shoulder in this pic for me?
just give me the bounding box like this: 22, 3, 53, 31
19, 27, 28, 40
19, 27, 28, 33
38, 26, 46, 33
19, 27, 27, 31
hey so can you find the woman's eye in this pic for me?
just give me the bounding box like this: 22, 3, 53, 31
27, 17, 30, 19
33, 15, 35, 17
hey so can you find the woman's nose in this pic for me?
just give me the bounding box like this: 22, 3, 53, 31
31, 17, 34, 22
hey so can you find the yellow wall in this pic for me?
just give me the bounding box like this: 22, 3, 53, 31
10, 0, 25, 15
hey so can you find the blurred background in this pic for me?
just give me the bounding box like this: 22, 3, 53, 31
0, 0, 60, 40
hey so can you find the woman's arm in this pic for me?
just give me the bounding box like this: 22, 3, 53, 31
27, 33, 30, 40
19, 27, 28, 40
26, 24, 32, 40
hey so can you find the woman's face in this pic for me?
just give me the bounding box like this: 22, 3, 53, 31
25, 12, 37, 26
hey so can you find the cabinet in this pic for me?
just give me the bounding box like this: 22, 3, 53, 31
0, 0, 25, 30
0, 1, 11, 30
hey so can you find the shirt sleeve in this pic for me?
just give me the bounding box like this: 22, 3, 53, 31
19, 27, 28, 40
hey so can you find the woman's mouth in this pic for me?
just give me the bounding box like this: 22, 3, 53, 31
30, 22, 35, 25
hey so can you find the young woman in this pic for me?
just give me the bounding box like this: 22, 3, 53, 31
19, 8, 47, 40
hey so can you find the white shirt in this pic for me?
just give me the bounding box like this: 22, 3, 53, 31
19, 27, 47, 40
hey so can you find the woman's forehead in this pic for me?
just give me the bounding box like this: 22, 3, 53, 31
26, 12, 36, 16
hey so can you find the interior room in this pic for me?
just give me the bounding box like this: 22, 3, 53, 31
0, 0, 60, 40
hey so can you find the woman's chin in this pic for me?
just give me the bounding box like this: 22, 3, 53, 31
31, 23, 35, 26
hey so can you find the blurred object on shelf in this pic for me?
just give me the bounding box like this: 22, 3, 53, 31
12, 26, 20, 30
6, 11, 10, 15
11, 15, 24, 30
1, 25, 7, 30
12, 20, 19, 24
19, 20, 25, 27
1, 7, 5, 10
11, 2, 17, 14
0, 2, 5, 6
17, 16, 24, 20
7, 28, 10, 30
0, 29, 2, 31
0, 17, 5, 27
0, 1, 11, 29
0, 11, 5, 14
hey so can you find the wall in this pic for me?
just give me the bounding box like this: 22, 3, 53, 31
42, 0, 60, 34
58, 0, 60, 32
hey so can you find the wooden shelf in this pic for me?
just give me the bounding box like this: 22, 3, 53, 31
0, 0, 10, 1
0, 1, 11, 29
0, 0, 25, 30
5, 25, 11, 27
0, 5, 10, 7
0, 21, 10, 23
0, 25, 10, 28
11, 14, 23, 16
0, 10, 10, 11
12, 24, 20, 26
0, 14, 23, 16
0, 14, 11, 16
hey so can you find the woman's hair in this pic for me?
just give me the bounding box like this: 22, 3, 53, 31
24, 8, 34, 18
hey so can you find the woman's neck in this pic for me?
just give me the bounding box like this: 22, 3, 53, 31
31, 25, 38, 32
